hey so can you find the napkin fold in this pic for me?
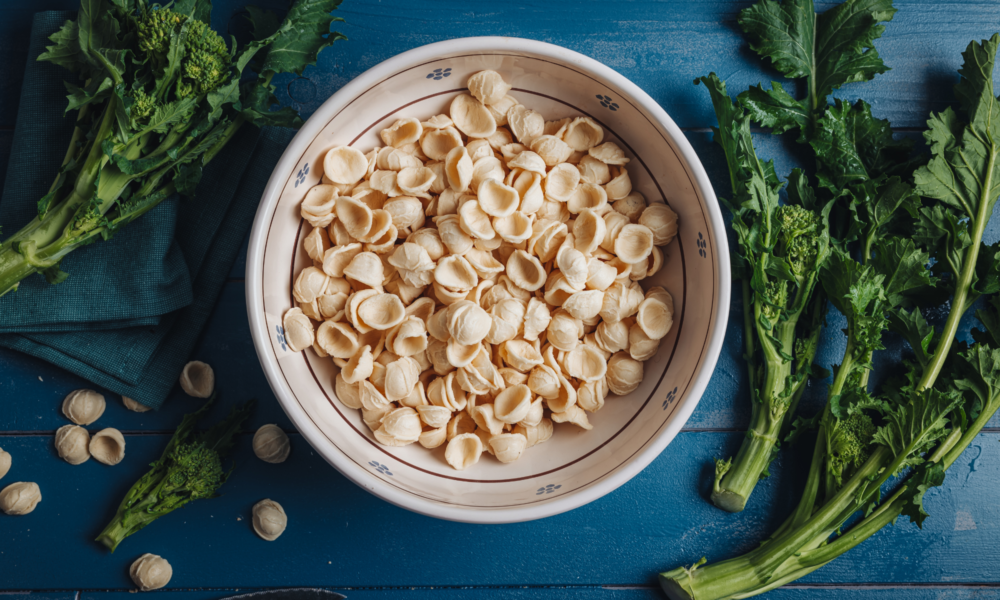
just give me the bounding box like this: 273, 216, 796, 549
0, 11, 295, 409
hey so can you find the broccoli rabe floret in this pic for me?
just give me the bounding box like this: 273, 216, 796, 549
164, 442, 225, 501
130, 87, 159, 125
137, 8, 230, 100
777, 204, 822, 276
827, 411, 876, 486
761, 279, 788, 319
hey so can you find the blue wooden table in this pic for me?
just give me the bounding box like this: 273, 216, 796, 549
2, 1, 1000, 598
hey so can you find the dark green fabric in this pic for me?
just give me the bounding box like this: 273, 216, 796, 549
0, 12, 191, 332
0, 12, 295, 409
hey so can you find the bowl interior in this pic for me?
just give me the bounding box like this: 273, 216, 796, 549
253, 44, 725, 521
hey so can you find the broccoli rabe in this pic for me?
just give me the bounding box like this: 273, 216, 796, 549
96, 396, 255, 552
0, 0, 346, 296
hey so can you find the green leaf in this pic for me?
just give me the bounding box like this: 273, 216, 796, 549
37, 19, 83, 73
873, 387, 963, 472
888, 307, 934, 367
973, 295, 1000, 348
42, 263, 69, 285
173, 163, 203, 196
206, 78, 241, 121
256, 0, 346, 77
738, 0, 897, 106
870, 237, 935, 307
139, 98, 198, 135
898, 461, 946, 528
738, 82, 809, 137
913, 203, 971, 278
172, 0, 213, 23
245, 6, 282, 40
77, 0, 126, 84
154, 21, 190, 98
951, 344, 1000, 422
64, 77, 114, 113
915, 35, 1000, 222
240, 82, 302, 128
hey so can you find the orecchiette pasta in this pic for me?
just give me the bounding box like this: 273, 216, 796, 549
285, 70, 681, 470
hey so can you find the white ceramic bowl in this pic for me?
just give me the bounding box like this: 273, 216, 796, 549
246, 37, 729, 523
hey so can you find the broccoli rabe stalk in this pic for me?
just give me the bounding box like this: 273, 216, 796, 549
0, 0, 346, 296
96, 395, 255, 552
660, 34, 1000, 600
696, 73, 832, 513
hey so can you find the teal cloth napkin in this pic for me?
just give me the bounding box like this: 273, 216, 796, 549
0, 12, 295, 409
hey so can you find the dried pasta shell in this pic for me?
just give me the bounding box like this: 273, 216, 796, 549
369, 170, 404, 196
282, 308, 314, 352
301, 185, 337, 227
470, 403, 505, 435
303, 226, 331, 262
90, 428, 125, 465
343, 252, 385, 290
564, 345, 608, 382
530, 135, 573, 166
606, 167, 632, 200
488, 95, 519, 126
514, 417, 553, 447
601, 210, 631, 254
445, 433, 483, 470
55, 425, 91, 465
467, 139, 494, 162
430, 372, 468, 411
640, 203, 679, 246
357, 293, 406, 331
490, 433, 528, 463
381, 117, 422, 148
578, 154, 611, 185
636, 297, 674, 340
614, 224, 654, 263
574, 209, 607, 255
423, 114, 453, 129
578, 378, 609, 412
336, 373, 363, 409
588, 142, 630, 166
522, 297, 552, 341
335, 196, 374, 240
383, 196, 424, 231
507, 104, 545, 145
316, 320, 359, 358
447, 339, 481, 368
546, 117, 571, 137
477, 179, 520, 218
507, 151, 547, 176
512, 170, 544, 214
342, 345, 374, 384
362, 402, 391, 432
557, 246, 589, 290
468, 70, 511, 105
596, 319, 630, 354
586, 258, 617, 291
486, 297, 526, 345
463, 249, 503, 280
551, 404, 593, 430
450, 93, 497, 138
471, 156, 505, 192
519, 397, 544, 428
458, 199, 496, 240
387, 316, 428, 356
500, 339, 544, 372
547, 374, 578, 413
528, 364, 561, 399
629, 322, 660, 362
446, 300, 492, 345
563, 117, 604, 151
419, 427, 448, 449
328, 219, 356, 246
435, 255, 479, 290
384, 148, 423, 171
568, 182, 608, 214
487, 128, 513, 151
397, 166, 437, 195
322, 243, 362, 278
607, 351, 643, 395
527, 219, 567, 263
420, 126, 463, 161
324, 146, 368, 184
614, 192, 646, 223
359, 209, 393, 244
493, 211, 533, 244
537, 199, 570, 223
384, 357, 421, 403
544, 163, 581, 202
434, 282, 469, 306
563, 290, 605, 320
506, 250, 546, 291
179, 361, 215, 399
542, 272, 574, 308
359, 379, 391, 411
408, 227, 447, 260
416, 405, 452, 429
444, 146, 474, 192
547, 310, 583, 351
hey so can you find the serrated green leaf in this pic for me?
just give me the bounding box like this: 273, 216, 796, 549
77, 0, 126, 84
64, 77, 114, 114
913, 203, 971, 278
888, 307, 935, 367
898, 461, 946, 528
173, 163, 203, 196
738, 82, 809, 137
873, 387, 962, 472
870, 237, 935, 307
240, 82, 302, 128
973, 295, 1000, 348
738, 0, 896, 107
256, 0, 346, 77
915, 35, 1000, 222
139, 97, 198, 134
37, 19, 83, 73
206, 78, 241, 121
951, 344, 1000, 422
245, 6, 282, 40
172, 0, 213, 23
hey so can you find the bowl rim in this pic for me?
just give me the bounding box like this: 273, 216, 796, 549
246, 36, 730, 523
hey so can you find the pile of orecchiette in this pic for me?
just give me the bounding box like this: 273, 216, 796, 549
284, 70, 679, 471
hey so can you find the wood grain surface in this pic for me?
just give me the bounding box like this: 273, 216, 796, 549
1, 0, 1000, 597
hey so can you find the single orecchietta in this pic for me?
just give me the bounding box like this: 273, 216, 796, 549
252, 424, 291, 463
0, 448, 10, 481
89, 428, 126, 466
179, 361, 215, 398
0, 482, 41, 515
55, 424, 91, 465
251, 499, 287, 541
122, 396, 151, 413
130, 553, 172, 591
62, 389, 106, 425
283, 70, 679, 471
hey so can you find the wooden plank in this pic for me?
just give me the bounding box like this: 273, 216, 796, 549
72, 587, 1000, 600
0, 1, 998, 131
0, 431, 997, 589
